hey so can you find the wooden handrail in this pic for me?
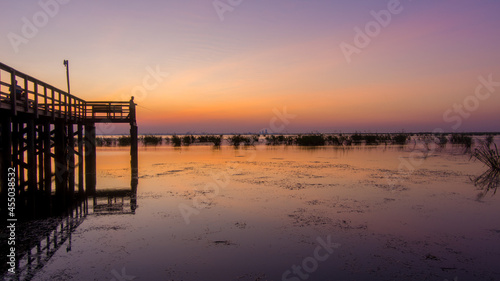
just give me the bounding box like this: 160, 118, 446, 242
0, 62, 135, 123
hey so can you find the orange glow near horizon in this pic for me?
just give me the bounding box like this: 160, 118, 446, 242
2, 1, 500, 133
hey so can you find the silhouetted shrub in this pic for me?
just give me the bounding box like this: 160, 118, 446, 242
228, 135, 251, 147
182, 135, 195, 146
351, 133, 363, 144
392, 134, 409, 145
326, 135, 342, 145
450, 134, 473, 147
171, 135, 181, 147
96, 137, 114, 146
364, 134, 379, 145
118, 136, 131, 146
295, 134, 326, 146
142, 135, 162, 146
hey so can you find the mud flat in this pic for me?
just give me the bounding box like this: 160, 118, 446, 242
27, 144, 500, 280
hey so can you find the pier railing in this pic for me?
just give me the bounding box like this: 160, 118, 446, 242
0, 62, 134, 123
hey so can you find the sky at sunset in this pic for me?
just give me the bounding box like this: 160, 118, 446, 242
1, 0, 500, 134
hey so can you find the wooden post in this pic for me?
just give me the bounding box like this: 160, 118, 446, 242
11, 119, 19, 198
10, 71, 17, 116
78, 124, 84, 197
37, 123, 44, 198
1, 114, 12, 212
18, 122, 25, 198
44, 123, 52, 197
54, 121, 68, 206
84, 124, 96, 195
68, 124, 75, 200
26, 118, 37, 216
129, 97, 138, 180
130, 125, 138, 179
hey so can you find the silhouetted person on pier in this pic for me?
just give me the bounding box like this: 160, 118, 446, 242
129, 96, 136, 123
10, 80, 24, 101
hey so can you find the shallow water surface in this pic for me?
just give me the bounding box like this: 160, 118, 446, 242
30, 144, 500, 280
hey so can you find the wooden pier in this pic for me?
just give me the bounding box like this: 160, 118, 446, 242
0, 62, 138, 218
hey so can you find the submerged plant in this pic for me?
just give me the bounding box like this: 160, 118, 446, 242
351, 133, 363, 145
392, 134, 409, 145
142, 135, 162, 146
228, 135, 249, 147
171, 135, 182, 147
436, 134, 448, 148
471, 143, 500, 199
472, 143, 500, 171
295, 134, 326, 146
486, 134, 494, 148
182, 135, 195, 146
118, 136, 131, 146
210, 135, 222, 147
364, 134, 379, 145
96, 137, 115, 146
473, 168, 499, 200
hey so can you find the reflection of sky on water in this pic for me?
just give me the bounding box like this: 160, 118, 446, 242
29, 144, 500, 280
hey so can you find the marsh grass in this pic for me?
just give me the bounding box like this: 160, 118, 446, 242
295, 134, 326, 146
265, 135, 293, 145
141, 135, 163, 146
436, 134, 448, 148
228, 135, 255, 147
486, 134, 494, 148
472, 143, 500, 171
171, 135, 182, 147
96, 137, 115, 146
392, 134, 409, 145
118, 136, 131, 146
197, 135, 223, 146
351, 133, 363, 145
471, 143, 500, 198
450, 134, 473, 147
210, 135, 222, 147
325, 135, 340, 145
182, 135, 195, 146
364, 134, 380, 145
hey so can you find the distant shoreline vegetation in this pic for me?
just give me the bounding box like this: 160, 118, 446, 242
94, 133, 498, 148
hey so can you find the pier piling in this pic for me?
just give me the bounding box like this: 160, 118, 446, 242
0, 62, 138, 218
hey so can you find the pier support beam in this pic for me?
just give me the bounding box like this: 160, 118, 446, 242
68, 124, 75, 199
78, 124, 84, 197
130, 97, 138, 181
26, 119, 37, 216
1, 114, 12, 214
54, 121, 68, 207
43, 123, 52, 197
85, 124, 96, 195
130, 124, 138, 180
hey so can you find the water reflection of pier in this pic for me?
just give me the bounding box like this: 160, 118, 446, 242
0, 62, 139, 218
2, 199, 87, 281
1, 180, 137, 280
90, 180, 138, 215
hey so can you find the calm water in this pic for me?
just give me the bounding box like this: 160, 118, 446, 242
17, 142, 500, 280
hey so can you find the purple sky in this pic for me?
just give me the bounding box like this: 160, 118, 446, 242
2, 0, 500, 134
